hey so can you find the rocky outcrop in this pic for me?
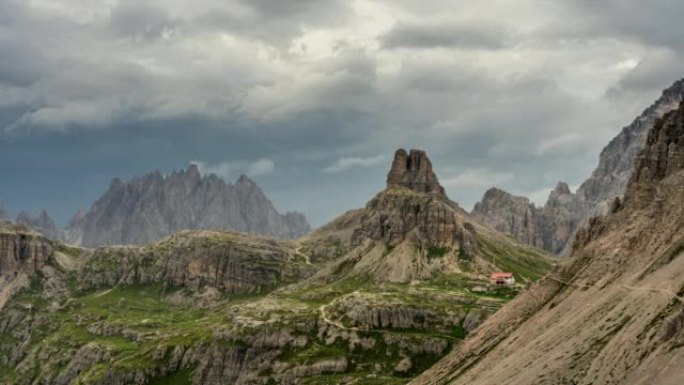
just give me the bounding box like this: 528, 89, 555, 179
473, 79, 684, 255
353, 189, 476, 251
353, 149, 475, 251
77, 230, 314, 294
410, 102, 684, 385
76, 165, 310, 247
387, 149, 446, 196
0, 223, 52, 279
471, 188, 541, 248
303, 148, 551, 283
0, 223, 54, 309
624, 101, 684, 208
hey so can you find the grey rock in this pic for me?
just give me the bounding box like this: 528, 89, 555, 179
15, 209, 63, 242
471, 188, 541, 248
76, 166, 310, 247
473, 79, 684, 255
387, 149, 446, 196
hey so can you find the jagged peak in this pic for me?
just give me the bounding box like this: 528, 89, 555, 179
386, 148, 446, 196
236, 173, 255, 185
185, 164, 201, 180
552, 181, 572, 196
482, 187, 515, 200
624, 100, 684, 207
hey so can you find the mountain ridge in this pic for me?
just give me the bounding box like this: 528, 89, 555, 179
411, 100, 684, 385
472, 79, 684, 254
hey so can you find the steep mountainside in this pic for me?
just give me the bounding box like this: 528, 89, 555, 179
411, 101, 684, 385
471, 188, 541, 249
473, 79, 684, 254
75, 165, 310, 247
0, 149, 552, 385
301, 149, 552, 284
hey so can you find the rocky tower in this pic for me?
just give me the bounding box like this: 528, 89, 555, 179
472, 79, 684, 255
387, 149, 446, 195
76, 165, 311, 247
471, 188, 541, 248
411, 101, 684, 385
300, 148, 551, 283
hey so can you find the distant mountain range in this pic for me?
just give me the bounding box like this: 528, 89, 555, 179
472, 78, 684, 255
4, 165, 310, 247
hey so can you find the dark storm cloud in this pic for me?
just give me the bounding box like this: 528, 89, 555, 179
607, 49, 683, 98
382, 21, 513, 50
568, 0, 684, 50
0, 0, 683, 226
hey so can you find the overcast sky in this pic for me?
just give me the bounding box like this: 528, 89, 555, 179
1, 0, 683, 227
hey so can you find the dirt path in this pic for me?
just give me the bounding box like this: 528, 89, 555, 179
621, 285, 684, 304
319, 304, 359, 331
0, 273, 28, 310
94, 288, 114, 298
294, 245, 312, 265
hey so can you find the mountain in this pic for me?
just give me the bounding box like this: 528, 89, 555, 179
0, 149, 552, 385
300, 149, 552, 284
471, 188, 541, 249
75, 165, 310, 247
473, 79, 684, 254
14, 209, 63, 242
410, 101, 684, 385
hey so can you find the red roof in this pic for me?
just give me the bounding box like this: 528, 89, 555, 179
490, 272, 514, 279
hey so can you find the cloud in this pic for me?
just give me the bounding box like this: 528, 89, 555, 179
382, 20, 514, 50
442, 169, 515, 189
2, 0, 684, 227
246, 158, 276, 176
191, 158, 275, 181
607, 48, 683, 98
323, 155, 385, 174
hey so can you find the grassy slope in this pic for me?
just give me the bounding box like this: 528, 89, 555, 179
0, 229, 554, 385
0, 271, 520, 384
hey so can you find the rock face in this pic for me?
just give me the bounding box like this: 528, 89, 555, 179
387, 149, 446, 196
472, 79, 684, 255
354, 149, 473, 250
77, 230, 313, 294
302, 148, 551, 283
0, 223, 53, 309
0, 223, 52, 279
471, 188, 541, 248
410, 101, 684, 385
75, 165, 310, 247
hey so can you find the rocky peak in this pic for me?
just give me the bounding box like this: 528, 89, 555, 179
551, 182, 571, 196
186, 164, 201, 181
625, 101, 684, 208
471, 188, 541, 248
75, 167, 311, 247
353, 149, 476, 255
14, 210, 62, 241
387, 149, 445, 195
471, 80, 684, 256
